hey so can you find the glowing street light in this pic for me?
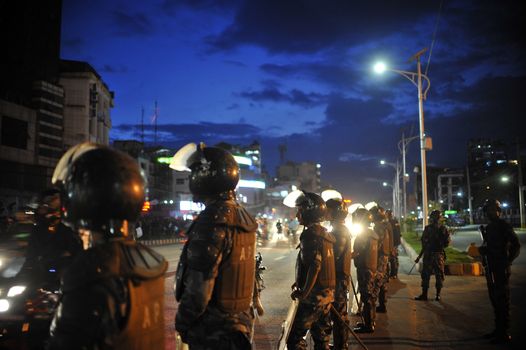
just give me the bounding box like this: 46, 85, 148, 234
373, 48, 432, 226
501, 176, 510, 183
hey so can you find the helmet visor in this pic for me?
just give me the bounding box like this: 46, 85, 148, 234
283, 189, 305, 208
321, 189, 342, 202
52, 142, 98, 185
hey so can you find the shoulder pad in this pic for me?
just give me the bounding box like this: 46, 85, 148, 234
197, 200, 258, 232
62, 241, 168, 292
308, 224, 336, 243
186, 225, 226, 271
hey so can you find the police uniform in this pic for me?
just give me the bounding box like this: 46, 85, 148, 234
482, 217, 520, 341
327, 222, 352, 349
353, 226, 378, 332
175, 199, 258, 349
419, 222, 450, 299
48, 143, 167, 349
287, 223, 336, 350
49, 241, 167, 349
373, 219, 392, 312
387, 215, 401, 278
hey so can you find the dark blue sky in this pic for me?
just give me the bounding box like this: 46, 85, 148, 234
61, 0, 526, 204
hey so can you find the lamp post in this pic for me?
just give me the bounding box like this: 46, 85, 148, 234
380, 159, 401, 218
374, 48, 431, 227
398, 133, 419, 219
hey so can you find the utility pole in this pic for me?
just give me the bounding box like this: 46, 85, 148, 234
517, 139, 525, 228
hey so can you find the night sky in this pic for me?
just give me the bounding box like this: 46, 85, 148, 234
61, 0, 526, 204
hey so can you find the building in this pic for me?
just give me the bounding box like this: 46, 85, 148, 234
277, 161, 321, 193
59, 60, 113, 148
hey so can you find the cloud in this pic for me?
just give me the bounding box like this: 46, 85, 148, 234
98, 64, 129, 74
238, 86, 327, 107
339, 152, 379, 162
111, 10, 154, 36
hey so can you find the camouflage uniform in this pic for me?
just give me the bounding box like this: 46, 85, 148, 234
175, 199, 258, 350
420, 223, 450, 295
287, 224, 336, 350
387, 216, 401, 278
328, 222, 353, 349
482, 217, 520, 340
353, 227, 378, 332
373, 220, 392, 311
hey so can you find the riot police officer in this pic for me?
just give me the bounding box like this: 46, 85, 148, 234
325, 197, 352, 349
352, 208, 378, 333
414, 210, 450, 301
284, 191, 336, 349
370, 206, 392, 313
479, 199, 520, 344
171, 143, 258, 349
24, 188, 82, 276
48, 143, 168, 349
386, 210, 401, 279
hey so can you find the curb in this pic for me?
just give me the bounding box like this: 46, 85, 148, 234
139, 238, 186, 246
400, 236, 483, 276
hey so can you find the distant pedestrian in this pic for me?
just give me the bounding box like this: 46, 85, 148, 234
479, 199, 520, 344
385, 210, 401, 279
414, 210, 450, 301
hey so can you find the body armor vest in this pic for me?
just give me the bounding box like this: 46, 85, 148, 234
375, 221, 392, 256
115, 276, 165, 349
354, 228, 378, 272
212, 228, 256, 313
332, 223, 352, 279
296, 225, 336, 290
423, 224, 448, 252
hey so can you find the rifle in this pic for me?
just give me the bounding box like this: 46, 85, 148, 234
478, 225, 494, 290
408, 250, 423, 275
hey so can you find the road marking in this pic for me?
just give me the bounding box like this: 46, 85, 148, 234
274, 256, 287, 261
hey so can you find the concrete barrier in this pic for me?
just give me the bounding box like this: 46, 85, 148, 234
139, 238, 186, 246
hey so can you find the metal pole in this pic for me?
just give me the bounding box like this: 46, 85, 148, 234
516, 139, 525, 228
416, 54, 429, 227
402, 134, 407, 219
466, 165, 474, 224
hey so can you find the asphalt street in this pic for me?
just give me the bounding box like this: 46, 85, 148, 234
154, 227, 525, 349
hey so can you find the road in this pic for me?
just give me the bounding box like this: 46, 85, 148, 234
154, 228, 525, 349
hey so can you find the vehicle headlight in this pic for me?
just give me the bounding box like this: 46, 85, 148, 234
351, 223, 363, 236
7, 285, 26, 297
0, 299, 9, 312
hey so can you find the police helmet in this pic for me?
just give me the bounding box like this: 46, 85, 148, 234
170, 143, 239, 200
429, 210, 442, 223
352, 208, 372, 225
52, 143, 145, 238
369, 205, 386, 222
283, 190, 326, 225
326, 198, 348, 222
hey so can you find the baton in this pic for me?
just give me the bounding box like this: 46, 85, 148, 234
349, 278, 365, 325
330, 304, 369, 350
408, 261, 418, 275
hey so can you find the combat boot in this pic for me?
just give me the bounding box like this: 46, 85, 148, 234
354, 304, 374, 333
414, 287, 428, 301
435, 287, 441, 301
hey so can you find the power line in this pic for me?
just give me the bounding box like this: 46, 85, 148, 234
424, 0, 444, 76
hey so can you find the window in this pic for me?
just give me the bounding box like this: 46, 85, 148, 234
1, 116, 28, 149
176, 178, 185, 185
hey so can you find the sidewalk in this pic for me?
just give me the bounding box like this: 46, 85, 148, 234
343, 252, 524, 349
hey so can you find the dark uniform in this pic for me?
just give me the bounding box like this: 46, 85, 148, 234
352, 208, 378, 333
415, 210, 450, 301
285, 191, 336, 350
175, 200, 257, 349
480, 199, 520, 344
325, 197, 352, 349
171, 143, 258, 349
48, 143, 168, 349
386, 210, 401, 278
371, 207, 392, 313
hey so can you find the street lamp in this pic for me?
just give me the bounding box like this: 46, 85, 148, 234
374, 48, 432, 227
380, 159, 401, 218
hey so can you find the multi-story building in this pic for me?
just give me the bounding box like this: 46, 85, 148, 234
277, 161, 321, 193
59, 60, 113, 148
